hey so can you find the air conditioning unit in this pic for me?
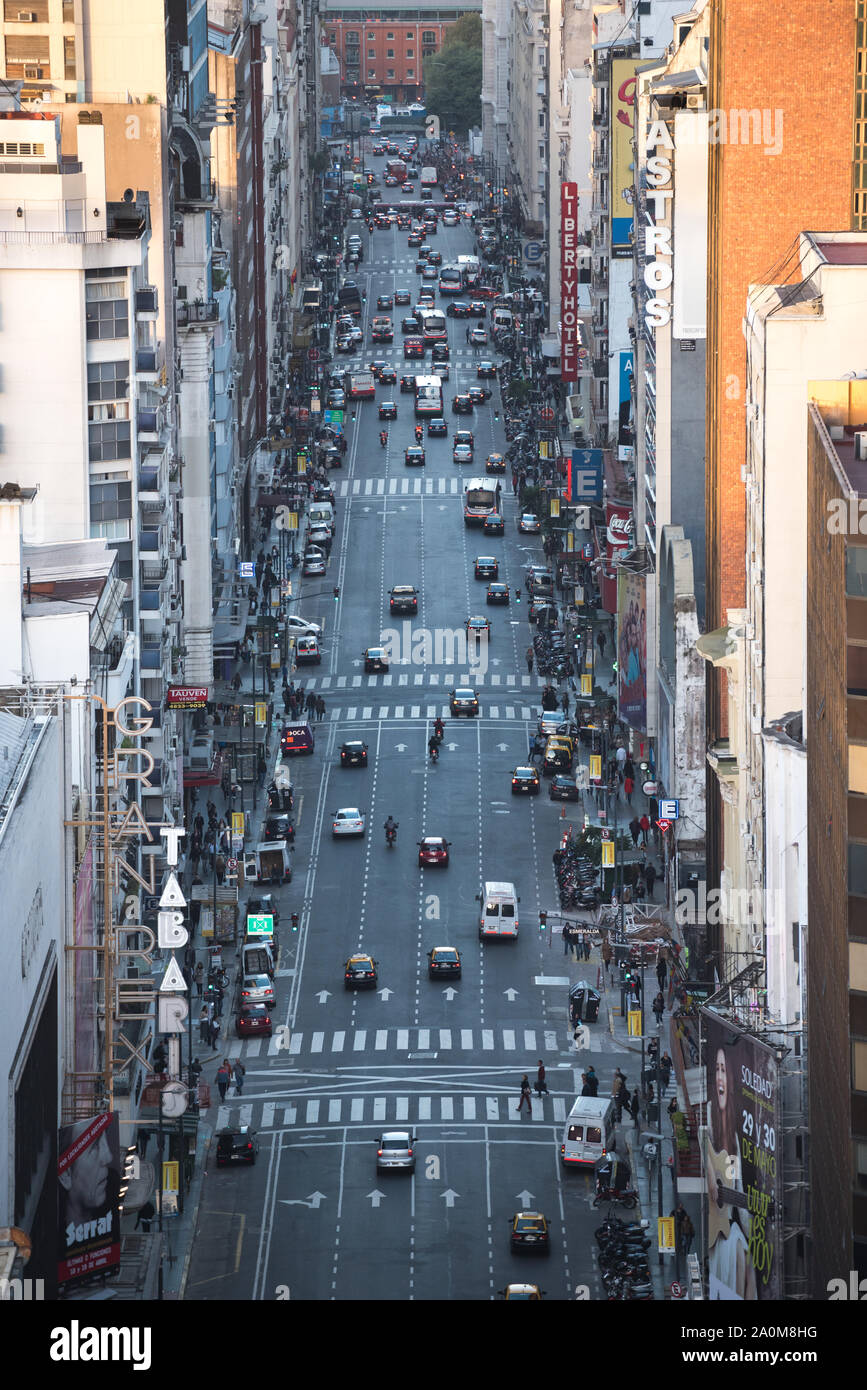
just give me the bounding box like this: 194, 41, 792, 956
23, 65, 43, 78
685, 93, 706, 111
855, 430, 867, 461
18, 10, 38, 20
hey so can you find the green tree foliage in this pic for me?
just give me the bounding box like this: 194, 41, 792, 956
424, 42, 482, 137
442, 12, 482, 50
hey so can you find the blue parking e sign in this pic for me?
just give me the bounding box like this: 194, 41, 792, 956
570, 449, 604, 505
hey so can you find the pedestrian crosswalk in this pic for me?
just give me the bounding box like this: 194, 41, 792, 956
221, 1026, 603, 1060
336, 476, 512, 498
298, 672, 542, 694
297, 702, 540, 723
213, 1090, 573, 1132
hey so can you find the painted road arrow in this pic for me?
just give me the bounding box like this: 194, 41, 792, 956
442, 986, 458, 1000
516, 1189, 535, 1209
503, 987, 519, 1001
440, 1188, 460, 1208
279, 1191, 326, 1209
367, 1190, 386, 1208
395, 743, 407, 751
378, 987, 393, 1001
315, 990, 331, 1004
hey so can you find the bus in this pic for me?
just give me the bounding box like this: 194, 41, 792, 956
420, 165, 438, 187
414, 374, 444, 417
457, 255, 481, 288
438, 264, 464, 295
416, 308, 447, 345
386, 157, 407, 181
463, 478, 497, 526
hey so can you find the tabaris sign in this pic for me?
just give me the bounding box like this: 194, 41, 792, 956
643, 119, 674, 330
560, 182, 579, 382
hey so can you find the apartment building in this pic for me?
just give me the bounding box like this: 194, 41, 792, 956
319, 0, 476, 101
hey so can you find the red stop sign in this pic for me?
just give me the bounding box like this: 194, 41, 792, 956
540, 407, 554, 422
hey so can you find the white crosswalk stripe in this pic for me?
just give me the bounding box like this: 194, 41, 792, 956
215, 1091, 570, 1129
239, 1026, 599, 1062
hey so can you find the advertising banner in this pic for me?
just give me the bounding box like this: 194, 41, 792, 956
617, 569, 647, 731
166, 686, 209, 709
560, 182, 579, 381
618, 351, 633, 451
567, 448, 604, 505
702, 1014, 781, 1299
611, 58, 638, 253
58, 1112, 121, 1290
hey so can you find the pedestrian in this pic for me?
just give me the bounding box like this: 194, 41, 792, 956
623, 757, 635, 783
583, 1065, 599, 1097
575, 929, 584, 961
656, 955, 667, 993
601, 937, 613, 979
652, 990, 665, 1026
597, 629, 606, 661
283, 687, 292, 716
234, 1058, 246, 1096
612, 1068, 625, 1105
624, 774, 634, 805
646, 862, 657, 899
317, 694, 326, 722
465, 324, 470, 343
516, 1074, 533, 1113
535, 1060, 549, 1097
209, 1016, 221, 1049
526, 645, 534, 676
563, 922, 574, 956
257, 752, 267, 789
194, 962, 204, 998
215, 854, 226, 886
668, 1094, 679, 1121
615, 744, 627, 779
306, 690, 317, 717
583, 934, 592, 962
216, 1062, 231, 1102
137, 1127, 151, 1160
135, 1199, 156, 1233
629, 1089, 641, 1125
660, 1052, 672, 1095
639, 813, 650, 847
231, 670, 242, 693
199, 1006, 210, 1044
629, 816, 641, 847
560, 690, 570, 717
511, 469, 518, 495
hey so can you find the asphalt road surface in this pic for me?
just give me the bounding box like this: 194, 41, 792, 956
185, 148, 635, 1303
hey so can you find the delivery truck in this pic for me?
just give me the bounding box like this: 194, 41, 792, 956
254, 841, 292, 884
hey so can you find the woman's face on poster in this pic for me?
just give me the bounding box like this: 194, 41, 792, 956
715, 1048, 729, 1113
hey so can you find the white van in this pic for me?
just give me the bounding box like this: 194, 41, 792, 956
492, 307, 514, 333
560, 1096, 616, 1169
308, 502, 334, 532
242, 939, 275, 979
477, 880, 520, 940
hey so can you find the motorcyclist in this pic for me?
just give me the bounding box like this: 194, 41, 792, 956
428, 736, 439, 762
380, 429, 388, 447
433, 716, 444, 741
384, 815, 398, 843
414, 423, 423, 443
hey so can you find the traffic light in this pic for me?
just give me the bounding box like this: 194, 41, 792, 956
333, 586, 340, 601
538, 910, 547, 932
515, 587, 521, 604
291, 913, 299, 932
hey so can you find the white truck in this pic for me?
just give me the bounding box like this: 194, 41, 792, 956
253, 841, 292, 885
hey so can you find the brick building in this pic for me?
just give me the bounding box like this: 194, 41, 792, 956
703, 0, 856, 915
319, 2, 480, 101
807, 379, 867, 1293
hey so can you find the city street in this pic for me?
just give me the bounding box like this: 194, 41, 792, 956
185, 160, 638, 1302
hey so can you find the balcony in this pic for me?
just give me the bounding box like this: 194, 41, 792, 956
177, 299, 219, 328
592, 359, 608, 379
592, 107, 608, 129
137, 406, 164, 442
135, 345, 163, 384
135, 286, 158, 319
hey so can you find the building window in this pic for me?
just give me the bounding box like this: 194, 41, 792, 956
406, 49, 413, 57
62, 0, 74, 19
849, 842, 867, 897
406, 68, 414, 77
368, 69, 376, 79
368, 31, 375, 39
847, 543, 867, 597
88, 421, 132, 462
387, 69, 395, 79
387, 32, 394, 39
4, 35, 50, 78
87, 361, 129, 403
90, 519, 131, 541
63, 35, 75, 79
387, 49, 394, 58
422, 46, 435, 58
406, 31, 413, 39
85, 299, 129, 341
855, 1039, 867, 1092
368, 48, 375, 58
329, 32, 336, 43
89, 478, 132, 521
422, 31, 435, 44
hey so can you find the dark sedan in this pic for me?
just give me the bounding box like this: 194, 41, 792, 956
452, 394, 474, 414
468, 385, 492, 404
487, 583, 510, 605
263, 813, 294, 842
216, 1126, 259, 1168
401, 315, 421, 334
405, 445, 426, 466
400, 373, 417, 393
445, 300, 473, 317
379, 365, 397, 384
428, 946, 462, 979
404, 337, 425, 359
477, 360, 497, 379
427, 417, 448, 437
378, 400, 397, 420
474, 556, 499, 580
511, 765, 541, 795
549, 775, 581, 801
340, 740, 369, 767
483, 512, 505, 536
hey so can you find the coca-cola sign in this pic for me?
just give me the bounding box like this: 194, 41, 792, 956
605, 503, 633, 554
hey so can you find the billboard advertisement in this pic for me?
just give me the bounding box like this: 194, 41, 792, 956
58, 1112, 122, 1290
568, 448, 604, 505
618, 351, 633, 455
702, 1014, 781, 1300
617, 569, 647, 730
560, 182, 579, 381
611, 59, 638, 253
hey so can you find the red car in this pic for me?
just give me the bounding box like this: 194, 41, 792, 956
236, 1004, 272, 1038
418, 836, 451, 867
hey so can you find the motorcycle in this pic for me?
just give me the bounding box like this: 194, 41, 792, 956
429, 742, 439, 764
593, 1185, 639, 1210
380, 431, 388, 448
385, 822, 399, 848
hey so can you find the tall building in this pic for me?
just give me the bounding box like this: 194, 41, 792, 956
703, 0, 856, 914
480, 0, 510, 172
807, 375, 867, 1292
318, 0, 478, 102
